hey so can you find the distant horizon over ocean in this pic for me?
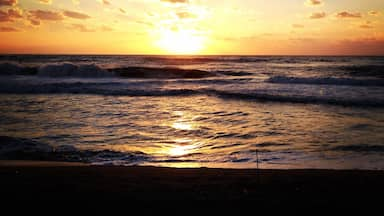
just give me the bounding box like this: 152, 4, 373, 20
1, 53, 384, 56
1, 55, 384, 169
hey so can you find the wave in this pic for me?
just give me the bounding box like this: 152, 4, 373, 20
0, 63, 217, 79
141, 56, 271, 64
1, 81, 383, 107
208, 89, 384, 107
0, 62, 112, 78
253, 142, 289, 147
111, 67, 213, 79
268, 76, 384, 87
0, 62, 37, 75
339, 65, 384, 78
0, 136, 150, 164
38, 63, 113, 78
215, 71, 253, 76
141, 56, 350, 64
331, 144, 384, 153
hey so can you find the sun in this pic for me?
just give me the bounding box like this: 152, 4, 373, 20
156, 29, 205, 55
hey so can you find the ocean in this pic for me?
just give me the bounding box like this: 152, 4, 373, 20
0, 55, 383, 169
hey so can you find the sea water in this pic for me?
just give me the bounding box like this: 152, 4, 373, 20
1, 55, 383, 169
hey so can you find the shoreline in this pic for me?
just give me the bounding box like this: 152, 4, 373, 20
1, 159, 383, 171
0, 160, 89, 167
1, 160, 384, 203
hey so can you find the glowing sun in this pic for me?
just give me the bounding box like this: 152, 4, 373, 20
157, 29, 205, 54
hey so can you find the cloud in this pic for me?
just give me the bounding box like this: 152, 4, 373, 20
0, 0, 17, 7
102, 0, 110, 5
161, 0, 188, 3
359, 24, 372, 29
359, 21, 373, 29
292, 24, 304, 28
135, 20, 153, 26
38, 0, 52, 4
290, 37, 317, 43
119, 8, 125, 14
305, 0, 323, 6
309, 12, 326, 19
72, 0, 79, 5
29, 18, 40, 25
101, 25, 113, 31
336, 11, 362, 18
70, 23, 94, 32
63, 10, 90, 19
176, 11, 196, 19
29, 10, 63, 21
0, 26, 19, 31
368, 11, 380, 16
0, 8, 22, 22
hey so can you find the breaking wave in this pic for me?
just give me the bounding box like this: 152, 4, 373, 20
268, 76, 384, 87
0, 62, 216, 79
38, 63, 112, 78
1, 81, 383, 107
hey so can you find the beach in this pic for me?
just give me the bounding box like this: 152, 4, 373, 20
1, 161, 384, 204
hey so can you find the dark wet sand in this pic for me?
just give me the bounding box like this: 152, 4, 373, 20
1, 161, 383, 207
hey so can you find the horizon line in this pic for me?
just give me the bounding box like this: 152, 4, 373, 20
0, 53, 383, 57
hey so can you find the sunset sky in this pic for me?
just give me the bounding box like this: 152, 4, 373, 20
0, 0, 383, 55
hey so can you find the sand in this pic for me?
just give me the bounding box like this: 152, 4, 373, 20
1, 160, 383, 207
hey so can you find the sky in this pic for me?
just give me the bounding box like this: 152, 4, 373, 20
0, 0, 383, 55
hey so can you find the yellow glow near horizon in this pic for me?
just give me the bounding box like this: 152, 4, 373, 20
156, 29, 205, 55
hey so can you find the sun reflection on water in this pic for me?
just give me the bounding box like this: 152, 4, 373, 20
169, 144, 195, 156
172, 122, 193, 130
167, 138, 201, 156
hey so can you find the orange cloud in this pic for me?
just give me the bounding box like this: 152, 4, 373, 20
369, 11, 380, 16
176, 11, 196, 19
101, 25, 113, 31
161, 0, 188, 3
359, 24, 372, 29
29, 18, 40, 25
336, 11, 362, 18
359, 21, 373, 29
63, 10, 90, 19
0, 26, 19, 31
0, 0, 17, 7
305, 0, 322, 6
29, 10, 63, 21
102, 0, 110, 5
38, 0, 52, 4
0, 8, 22, 22
309, 12, 326, 19
292, 24, 304, 28
70, 23, 94, 32
135, 20, 153, 26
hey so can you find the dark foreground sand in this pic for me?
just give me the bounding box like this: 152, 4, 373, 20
1, 160, 383, 207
